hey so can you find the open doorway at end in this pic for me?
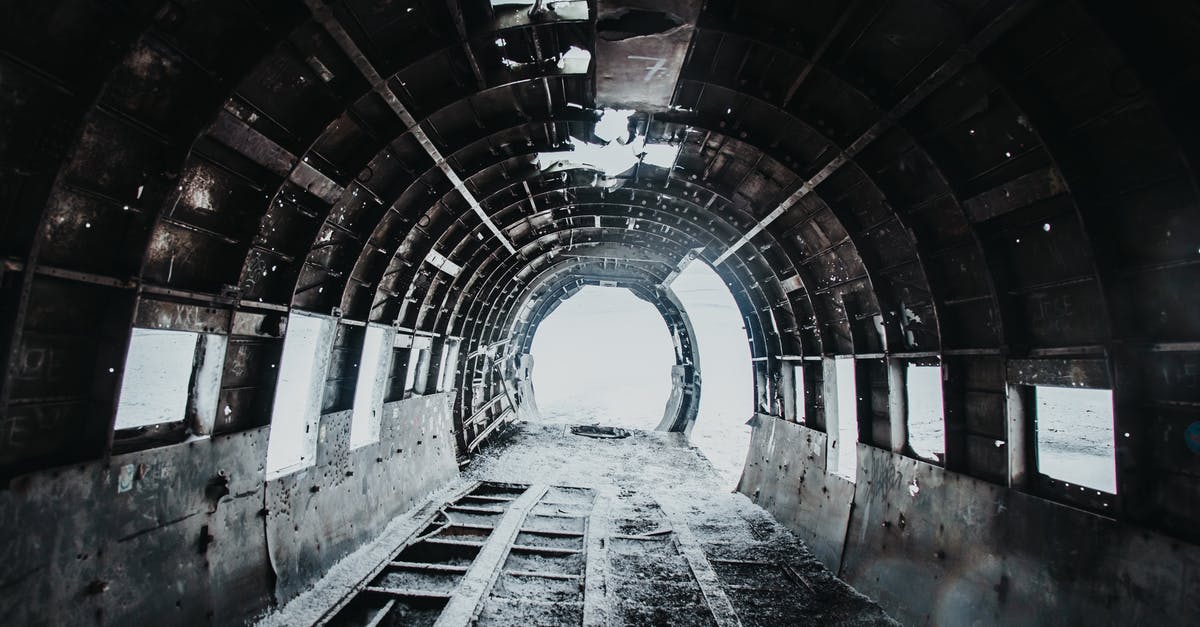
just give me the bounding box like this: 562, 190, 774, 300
529, 286, 676, 430
672, 261, 754, 489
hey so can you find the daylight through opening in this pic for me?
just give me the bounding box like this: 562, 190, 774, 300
833, 358, 859, 482
266, 314, 334, 478
1035, 386, 1117, 494
906, 363, 946, 463
530, 286, 675, 430
114, 328, 199, 430
672, 260, 754, 489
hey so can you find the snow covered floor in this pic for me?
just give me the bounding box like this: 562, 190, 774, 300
260, 421, 895, 626
530, 261, 756, 491
465, 421, 895, 625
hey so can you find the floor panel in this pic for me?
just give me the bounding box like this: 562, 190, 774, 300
261, 423, 896, 626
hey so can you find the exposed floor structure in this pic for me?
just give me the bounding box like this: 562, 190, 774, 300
259, 423, 895, 626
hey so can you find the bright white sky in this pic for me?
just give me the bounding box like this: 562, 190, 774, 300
530, 260, 754, 487
531, 285, 674, 429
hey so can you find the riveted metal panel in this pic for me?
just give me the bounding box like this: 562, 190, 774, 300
738, 415, 854, 571
0, 428, 273, 626
264, 392, 458, 603
839, 446, 1200, 627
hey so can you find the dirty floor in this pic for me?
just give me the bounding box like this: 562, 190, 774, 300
257, 422, 897, 626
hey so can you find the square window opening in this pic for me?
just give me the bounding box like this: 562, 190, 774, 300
267, 314, 333, 478
833, 358, 858, 482
350, 326, 389, 449
906, 363, 945, 464
1035, 386, 1117, 494
115, 328, 200, 431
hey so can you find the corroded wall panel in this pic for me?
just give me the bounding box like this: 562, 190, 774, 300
743, 415, 1200, 626
0, 393, 457, 625
842, 446, 1200, 626
265, 392, 458, 603
738, 415, 853, 570
0, 428, 273, 626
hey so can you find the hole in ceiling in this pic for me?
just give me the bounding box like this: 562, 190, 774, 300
597, 9, 684, 41
556, 45, 591, 72
536, 108, 680, 178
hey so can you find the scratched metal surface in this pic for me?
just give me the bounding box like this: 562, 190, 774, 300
0, 427, 274, 626
739, 415, 854, 572
266, 392, 460, 604
0, 0, 1199, 625
848, 445, 1199, 626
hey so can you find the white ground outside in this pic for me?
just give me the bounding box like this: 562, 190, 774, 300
1036, 386, 1117, 493
670, 262, 754, 490
530, 261, 755, 490
906, 364, 945, 462
114, 329, 197, 429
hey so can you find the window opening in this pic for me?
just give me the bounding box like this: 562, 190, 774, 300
833, 358, 859, 482
266, 314, 332, 477
906, 363, 945, 463
114, 328, 199, 430
350, 325, 389, 449
530, 285, 674, 430
1035, 386, 1117, 493
793, 363, 806, 424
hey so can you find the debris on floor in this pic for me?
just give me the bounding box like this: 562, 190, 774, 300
570, 425, 631, 439
258, 422, 897, 626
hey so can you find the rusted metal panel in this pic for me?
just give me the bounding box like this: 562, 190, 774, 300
143, 220, 245, 293
3, 277, 132, 475
208, 109, 297, 177
595, 1, 702, 111
1007, 357, 1110, 389
1110, 264, 1200, 342
939, 298, 1002, 349
860, 358, 894, 449
216, 334, 284, 436
738, 415, 853, 571
321, 323, 366, 414
133, 298, 232, 334
289, 160, 346, 205
839, 446, 1200, 626
962, 390, 1006, 438
37, 186, 154, 277
963, 433, 1008, 483
962, 166, 1066, 223
0, 428, 273, 626
230, 310, 287, 338
264, 392, 459, 603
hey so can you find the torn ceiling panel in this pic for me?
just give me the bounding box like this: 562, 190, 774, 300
595, 0, 703, 111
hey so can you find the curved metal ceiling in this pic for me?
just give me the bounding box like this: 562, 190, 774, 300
1, 0, 1198, 478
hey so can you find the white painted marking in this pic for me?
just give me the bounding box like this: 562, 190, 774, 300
628, 55, 668, 81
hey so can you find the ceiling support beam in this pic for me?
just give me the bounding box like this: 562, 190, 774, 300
303, 0, 517, 254
713, 0, 1041, 266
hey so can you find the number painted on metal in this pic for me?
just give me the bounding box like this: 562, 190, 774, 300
628, 55, 667, 81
